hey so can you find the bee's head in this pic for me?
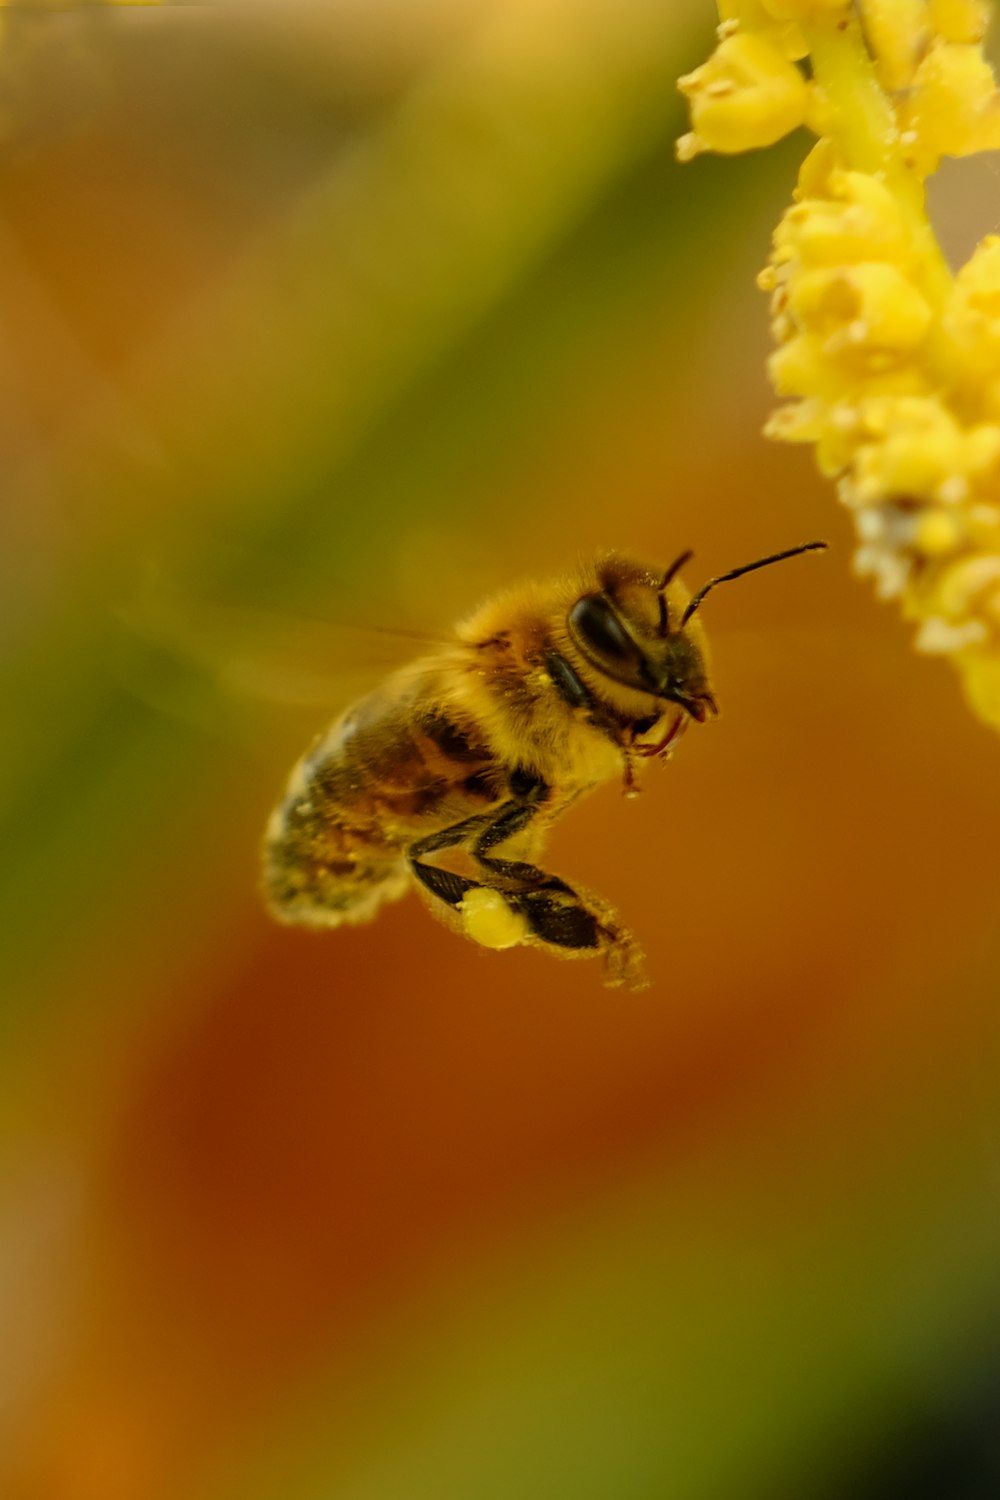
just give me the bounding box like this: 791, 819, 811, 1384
568, 541, 826, 722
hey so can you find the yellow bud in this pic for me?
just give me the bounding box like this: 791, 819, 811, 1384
815, 410, 867, 475
775, 172, 910, 267
929, 0, 990, 44
853, 398, 1000, 500
761, 396, 827, 441
678, 33, 809, 154
716, 2, 809, 59
789, 262, 932, 351
914, 507, 965, 555
957, 649, 1000, 728
913, 615, 988, 651
764, 399, 826, 443
862, 0, 931, 90
903, 42, 1000, 161
675, 132, 708, 163
769, 334, 841, 398
935, 554, 1000, 617
943, 237, 1000, 389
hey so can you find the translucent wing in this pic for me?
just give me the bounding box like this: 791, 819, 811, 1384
112, 588, 451, 744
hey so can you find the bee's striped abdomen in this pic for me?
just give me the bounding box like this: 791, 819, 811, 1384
263, 684, 501, 929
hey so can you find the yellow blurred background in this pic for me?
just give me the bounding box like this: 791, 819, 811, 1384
3, 3, 1000, 1498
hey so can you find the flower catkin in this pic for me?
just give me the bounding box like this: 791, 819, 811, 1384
679, 0, 1000, 728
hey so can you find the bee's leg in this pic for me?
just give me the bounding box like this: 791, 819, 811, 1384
407, 790, 549, 915
472, 787, 646, 989
408, 801, 561, 953
408, 813, 489, 911
470, 804, 606, 948
407, 791, 646, 988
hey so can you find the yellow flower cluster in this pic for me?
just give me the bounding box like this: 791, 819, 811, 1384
679, 0, 1000, 727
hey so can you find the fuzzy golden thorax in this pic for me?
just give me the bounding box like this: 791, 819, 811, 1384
449, 553, 714, 790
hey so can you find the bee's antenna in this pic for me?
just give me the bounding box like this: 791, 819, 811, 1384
680, 541, 827, 627
656, 549, 694, 635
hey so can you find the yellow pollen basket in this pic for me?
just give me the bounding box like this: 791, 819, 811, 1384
460, 887, 530, 950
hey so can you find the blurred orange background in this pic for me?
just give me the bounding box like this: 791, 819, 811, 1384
3, 3, 1000, 1498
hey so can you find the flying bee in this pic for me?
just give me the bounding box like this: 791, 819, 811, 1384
263, 541, 825, 988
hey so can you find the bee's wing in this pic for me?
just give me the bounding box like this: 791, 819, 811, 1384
112, 592, 451, 744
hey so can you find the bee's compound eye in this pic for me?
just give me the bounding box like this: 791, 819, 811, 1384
568, 595, 639, 668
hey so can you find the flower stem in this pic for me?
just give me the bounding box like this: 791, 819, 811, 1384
803, 11, 953, 307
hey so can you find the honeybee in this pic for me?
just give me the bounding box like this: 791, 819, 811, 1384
263, 542, 825, 988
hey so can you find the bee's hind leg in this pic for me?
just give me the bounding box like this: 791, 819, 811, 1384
514, 885, 646, 990
408, 783, 646, 989
408, 811, 486, 913
471, 801, 647, 990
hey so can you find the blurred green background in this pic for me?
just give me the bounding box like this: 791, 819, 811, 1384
3, 3, 1000, 1497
